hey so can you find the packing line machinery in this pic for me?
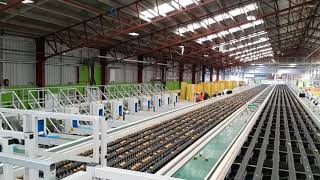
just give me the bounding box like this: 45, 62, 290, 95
0, 109, 106, 180
210, 85, 320, 180
0, 85, 269, 180
0, 83, 178, 138
50, 85, 268, 179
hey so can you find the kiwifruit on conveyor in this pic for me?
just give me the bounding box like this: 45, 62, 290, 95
206, 85, 320, 180
33, 85, 270, 179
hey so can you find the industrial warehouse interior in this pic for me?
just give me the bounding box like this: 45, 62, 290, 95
1, 0, 320, 180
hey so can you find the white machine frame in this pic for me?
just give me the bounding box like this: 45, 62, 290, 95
0, 108, 107, 166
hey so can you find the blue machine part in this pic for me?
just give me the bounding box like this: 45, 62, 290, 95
38, 119, 45, 133
158, 99, 161, 107
99, 109, 103, 117
135, 102, 138, 112
72, 120, 78, 128
119, 105, 123, 116
47, 135, 61, 139
148, 100, 151, 109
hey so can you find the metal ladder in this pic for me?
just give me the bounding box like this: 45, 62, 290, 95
0, 91, 27, 131
84, 87, 112, 117
27, 89, 61, 133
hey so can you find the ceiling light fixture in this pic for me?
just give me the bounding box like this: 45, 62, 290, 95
128, 32, 139, 36
0, 1, 7, 5
22, 0, 34, 4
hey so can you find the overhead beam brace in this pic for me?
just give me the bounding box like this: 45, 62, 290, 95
106, 1, 315, 61
0, 0, 23, 13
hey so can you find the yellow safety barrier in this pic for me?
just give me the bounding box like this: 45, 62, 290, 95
186, 84, 195, 101
180, 82, 187, 100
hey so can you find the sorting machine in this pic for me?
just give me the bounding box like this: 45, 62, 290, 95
7, 84, 315, 180
49, 85, 268, 179
52, 84, 320, 180
216, 85, 320, 180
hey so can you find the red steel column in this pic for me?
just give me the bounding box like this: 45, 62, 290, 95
209, 68, 213, 82
216, 67, 220, 81
100, 48, 108, 85
201, 65, 206, 82
161, 64, 166, 85
36, 38, 45, 87
138, 56, 143, 83
179, 63, 184, 82
192, 64, 196, 84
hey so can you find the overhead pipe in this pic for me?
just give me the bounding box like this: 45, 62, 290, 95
98, 55, 169, 66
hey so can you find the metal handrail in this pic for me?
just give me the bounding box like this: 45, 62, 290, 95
27, 91, 59, 133
59, 89, 90, 115
0, 112, 14, 131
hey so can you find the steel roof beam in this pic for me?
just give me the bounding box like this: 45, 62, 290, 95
105, 1, 316, 61
0, 0, 23, 13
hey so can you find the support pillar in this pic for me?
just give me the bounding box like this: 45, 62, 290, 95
90, 61, 95, 85
0, 34, 3, 86
216, 67, 220, 81
179, 63, 184, 82
100, 48, 108, 85
36, 38, 45, 107
76, 67, 79, 84
161, 64, 166, 85
36, 38, 45, 87
201, 65, 206, 82
192, 64, 196, 84
209, 68, 213, 82
138, 56, 143, 83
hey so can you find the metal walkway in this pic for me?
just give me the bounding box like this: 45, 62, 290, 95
225, 85, 320, 180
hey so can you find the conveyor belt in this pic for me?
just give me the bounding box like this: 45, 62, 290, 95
224, 85, 320, 180
55, 86, 267, 179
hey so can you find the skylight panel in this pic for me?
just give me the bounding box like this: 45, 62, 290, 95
253, 20, 264, 25
244, 3, 258, 11
171, 0, 198, 8
207, 34, 218, 40
229, 27, 241, 33
210, 31, 269, 51
218, 30, 230, 37
157, 3, 175, 16
214, 13, 232, 22
140, 9, 157, 19
172, 2, 260, 36
196, 37, 210, 44
240, 23, 254, 29
229, 8, 243, 16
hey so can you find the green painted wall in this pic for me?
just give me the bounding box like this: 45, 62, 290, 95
79, 65, 101, 85
167, 81, 180, 90
79, 66, 89, 85
95, 67, 101, 85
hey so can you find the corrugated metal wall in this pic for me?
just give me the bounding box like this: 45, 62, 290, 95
45, 45, 98, 85
1, 33, 198, 86
109, 63, 138, 82
1, 35, 36, 86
